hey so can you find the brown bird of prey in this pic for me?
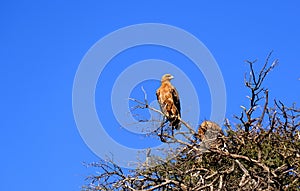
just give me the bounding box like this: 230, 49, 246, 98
198, 121, 224, 149
156, 74, 181, 130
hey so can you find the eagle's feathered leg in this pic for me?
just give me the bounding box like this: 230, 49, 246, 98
156, 117, 168, 142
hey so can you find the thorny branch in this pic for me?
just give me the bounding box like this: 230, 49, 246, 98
129, 89, 196, 142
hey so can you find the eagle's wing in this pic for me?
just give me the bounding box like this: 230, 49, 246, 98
171, 87, 181, 116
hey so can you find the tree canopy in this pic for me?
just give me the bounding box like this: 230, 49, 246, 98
82, 53, 300, 190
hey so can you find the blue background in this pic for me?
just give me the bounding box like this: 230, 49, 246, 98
1, 1, 299, 190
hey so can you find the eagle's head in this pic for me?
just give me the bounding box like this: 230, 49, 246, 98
161, 74, 174, 82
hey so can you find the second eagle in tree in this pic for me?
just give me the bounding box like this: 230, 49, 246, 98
156, 74, 181, 131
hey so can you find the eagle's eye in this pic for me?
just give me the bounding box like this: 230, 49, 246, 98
166, 74, 173, 78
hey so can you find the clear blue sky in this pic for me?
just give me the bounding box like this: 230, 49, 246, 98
1, 1, 299, 190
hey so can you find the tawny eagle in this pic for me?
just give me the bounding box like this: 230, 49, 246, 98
156, 74, 181, 130
198, 121, 223, 141
198, 121, 224, 149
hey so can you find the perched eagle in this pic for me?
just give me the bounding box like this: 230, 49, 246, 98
156, 74, 181, 130
198, 121, 224, 149
198, 121, 223, 141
